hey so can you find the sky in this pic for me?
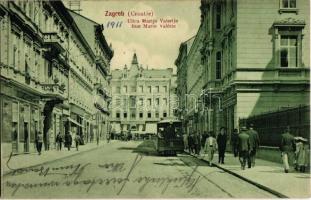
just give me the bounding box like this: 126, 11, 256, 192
72, 0, 201, 71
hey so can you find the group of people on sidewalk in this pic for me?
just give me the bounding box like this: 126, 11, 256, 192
34, 132, 83, 155
184, 127, 228, 166
280, 126, 309, 173
183, 124, 309, 173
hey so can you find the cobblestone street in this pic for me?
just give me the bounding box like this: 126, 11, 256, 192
2, 141, 277, 198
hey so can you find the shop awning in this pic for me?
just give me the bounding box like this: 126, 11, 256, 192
68, 117, 82, 127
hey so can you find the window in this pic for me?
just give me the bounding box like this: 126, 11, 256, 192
139, 85, 143, 93
115, 87, 121, 93
163, 112, 167, 118
281, 0, 296, 8
131, 111, 136, 119
123, 112, 127, 118
156, 86, 159, 93
163, 86, 167, 92
155, 98, 160, 106
228, 31, 233, 70
115, 98, 121, 106
163, 98, 167, 106
116, 112, 120, 118
216, 51, 222, 79
216, 4, 221, 30
131, 86, 136, 92
123, 86, 127, 93
130, 96, 136, 107
147, 98, 152, 106
148, 86, 151, 93
139, 113, 143, 118
139, 98, 144, 106
280, 35, 297, 67
147, 112, 152, 118
155, 112, 159, 118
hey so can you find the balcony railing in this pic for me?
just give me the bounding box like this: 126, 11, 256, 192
41, 83, 66, 100
95, 56, 109, 75
43, 32, 65, 54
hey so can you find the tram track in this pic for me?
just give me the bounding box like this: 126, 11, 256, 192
179, 153, 284, 198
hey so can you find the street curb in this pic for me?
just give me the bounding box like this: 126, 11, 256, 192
186, 152, 289, 198
2, 144, 105, 177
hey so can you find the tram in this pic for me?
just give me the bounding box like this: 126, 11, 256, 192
155, 119, 184, 155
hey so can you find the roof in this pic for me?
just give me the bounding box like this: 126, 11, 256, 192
68, 10, 97, 53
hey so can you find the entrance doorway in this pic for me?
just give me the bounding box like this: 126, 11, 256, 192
12, 122, 18, 153
24, 122, 29, 152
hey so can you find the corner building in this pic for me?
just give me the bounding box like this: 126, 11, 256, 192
176, 0, 309, 139
110, 53, 177, 134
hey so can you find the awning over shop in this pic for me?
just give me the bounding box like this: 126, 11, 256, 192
68, 117, 82, 127
120, 121, 145, 125
94, 102, 110, 115
70, 104, 85, 117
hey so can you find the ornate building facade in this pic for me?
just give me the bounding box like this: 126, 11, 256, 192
110, 53, 177, 134
0, 1, 112, 156
176, 0, 309, 138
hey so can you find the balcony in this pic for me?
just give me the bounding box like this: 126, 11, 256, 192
43, 32, 65, 55
95, 56, 109, 75
41, 83, 66, 100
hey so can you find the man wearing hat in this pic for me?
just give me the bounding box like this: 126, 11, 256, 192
247, 123, 260, 168
238, 126, 250, 170
280, 126, 296, 173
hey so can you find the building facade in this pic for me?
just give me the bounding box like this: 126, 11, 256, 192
0, 1, 112, 156
110, 53, 177, 134
176, 0, 310, 139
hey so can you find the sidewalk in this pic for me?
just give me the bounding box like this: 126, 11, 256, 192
188, 151, 311, 198
2, 141, 115, 176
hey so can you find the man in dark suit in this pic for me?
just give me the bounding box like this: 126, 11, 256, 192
238, 126, 250, 170
247, 124, 260, 168
280, 126, 296, 173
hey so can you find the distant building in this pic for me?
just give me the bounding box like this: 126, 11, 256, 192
176, 0, 310, 137
110, 53, 177, 134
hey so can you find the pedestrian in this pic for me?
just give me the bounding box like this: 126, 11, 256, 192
188, 134, 195, 154
247, 124, 260, 168
238, 126, 250, 170
183, 133, 189, 151
65, 133, 72, 151
231, 129, 239, 157
74, 134, 81, 151
12, 125, 18, 141
107, 132, 111, 143
201, 131, 208, 150
204, 131, 217, 166
56, 132, 63, 151
96, 135, 99, 146
194, 133, 201, 155
295, 137, 309, 172
217, 127, 227, 164
280, 126, 296, 173
36, 132, 43, 155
